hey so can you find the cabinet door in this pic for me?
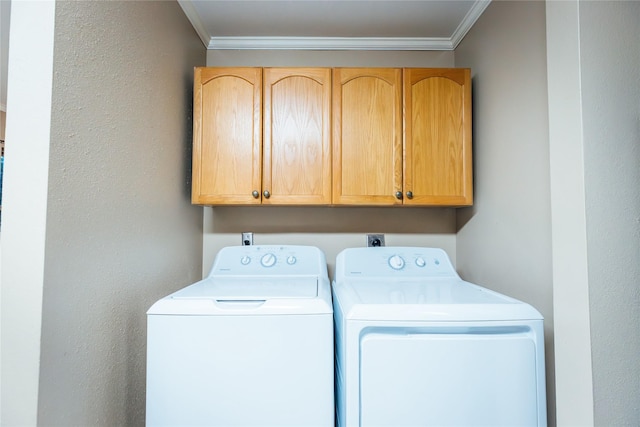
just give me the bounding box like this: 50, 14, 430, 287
192, 67, 262, 205
333, 68, 403, 205
404, 68, 473, 206
263, 68, 331, 205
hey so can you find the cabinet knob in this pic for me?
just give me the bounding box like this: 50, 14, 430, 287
406, 191, 414, 199
263, 190, 271, 199
252, 190, 259, 199
395, 191, 403, 200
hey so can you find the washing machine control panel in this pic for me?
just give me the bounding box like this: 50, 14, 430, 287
337, 247, 457, 279
209, 245, 326, 277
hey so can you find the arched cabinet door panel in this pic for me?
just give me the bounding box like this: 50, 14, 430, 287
263, 68, 332, 205
192, 67, 262, 205
332, 68, 403, 206
404, 68, 473, 206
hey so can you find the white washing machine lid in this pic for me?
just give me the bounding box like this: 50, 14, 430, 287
333, 278, 543, 322
172, 276, 318, 300
148, 276, 334, 316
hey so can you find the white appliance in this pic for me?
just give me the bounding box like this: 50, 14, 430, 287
333, 247, 547, 427
146, 245, 334, 427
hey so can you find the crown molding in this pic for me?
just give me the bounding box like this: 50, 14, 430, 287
178, 0, 211, 48
208, 36, 455, 51
451, 0, 491, 48
179, 0, 491, 51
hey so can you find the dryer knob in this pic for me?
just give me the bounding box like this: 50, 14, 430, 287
260, 253, 277, 268
415, 257, 426, 267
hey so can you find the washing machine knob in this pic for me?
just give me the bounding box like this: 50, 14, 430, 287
260, 253, 277, 268
388, 255, 405, 270
286, 256, 297, 265
240, 256, 251, 265
415, 257, 426, 267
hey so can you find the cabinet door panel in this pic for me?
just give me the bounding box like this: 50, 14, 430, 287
404, 69, 472, 206
192, 68, 262, 205
333, 68, 402, 205
263, 68, 331, 204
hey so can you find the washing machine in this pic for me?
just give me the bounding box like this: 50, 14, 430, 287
146, 245, 334, 426
333, 247, 547, 427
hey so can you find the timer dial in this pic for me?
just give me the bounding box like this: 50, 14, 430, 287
388, 255, 405, 270
260, 253, 277, 268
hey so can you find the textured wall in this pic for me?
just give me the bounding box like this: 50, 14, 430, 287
580, 2, 640, 424
37, 1, 205, 425
454, 2, 555, 425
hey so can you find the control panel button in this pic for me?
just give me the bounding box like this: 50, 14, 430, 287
260, 253, 277, 268
415, 257, 426, 267
388, 255, 405, 270
286, 256, 297, 265
240, 256, 251, 265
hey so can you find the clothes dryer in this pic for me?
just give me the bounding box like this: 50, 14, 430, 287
333, 247, 546, 427
146, 245, 334, 426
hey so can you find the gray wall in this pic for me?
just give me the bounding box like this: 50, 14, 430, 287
1, 1, 206, 425
454, 1, 555, 425
580, 2, 640, 425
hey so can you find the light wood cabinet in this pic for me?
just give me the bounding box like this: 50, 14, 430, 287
332, 68, 403, 205
192, 67, 262, 205
193, 67, 472, 207
263, 68, 332, 205
404, 68, 472, 206
333, 67, 472, 206
192, 67, 331, 205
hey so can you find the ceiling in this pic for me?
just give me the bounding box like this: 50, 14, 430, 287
179, 0, 491, 50
0, 0, 491, 111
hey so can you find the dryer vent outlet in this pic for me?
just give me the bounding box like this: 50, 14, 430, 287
367, 234, 385, 247
242, 232, 253, 246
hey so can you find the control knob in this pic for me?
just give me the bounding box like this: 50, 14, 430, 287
260, 253, 277, 267
388, 255, 405, 270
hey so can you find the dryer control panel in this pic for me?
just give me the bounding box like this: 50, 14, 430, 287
335, 247, 458, 280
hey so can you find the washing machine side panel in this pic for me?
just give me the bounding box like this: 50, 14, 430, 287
146, 314, 334, 427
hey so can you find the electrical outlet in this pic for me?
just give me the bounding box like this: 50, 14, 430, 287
242, 232, 253, 246
367, 234, 385, 247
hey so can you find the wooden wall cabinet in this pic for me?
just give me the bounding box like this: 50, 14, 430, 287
192, 67, 331, 205
192, 67, 262, 205
333, 67, 472, 206
404, 68, 473, 206
193, 67, 472, 207
332, 68, 403, 205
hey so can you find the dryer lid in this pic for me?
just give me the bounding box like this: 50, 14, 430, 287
348, 279, 510, 305
333, 279, 543, 321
